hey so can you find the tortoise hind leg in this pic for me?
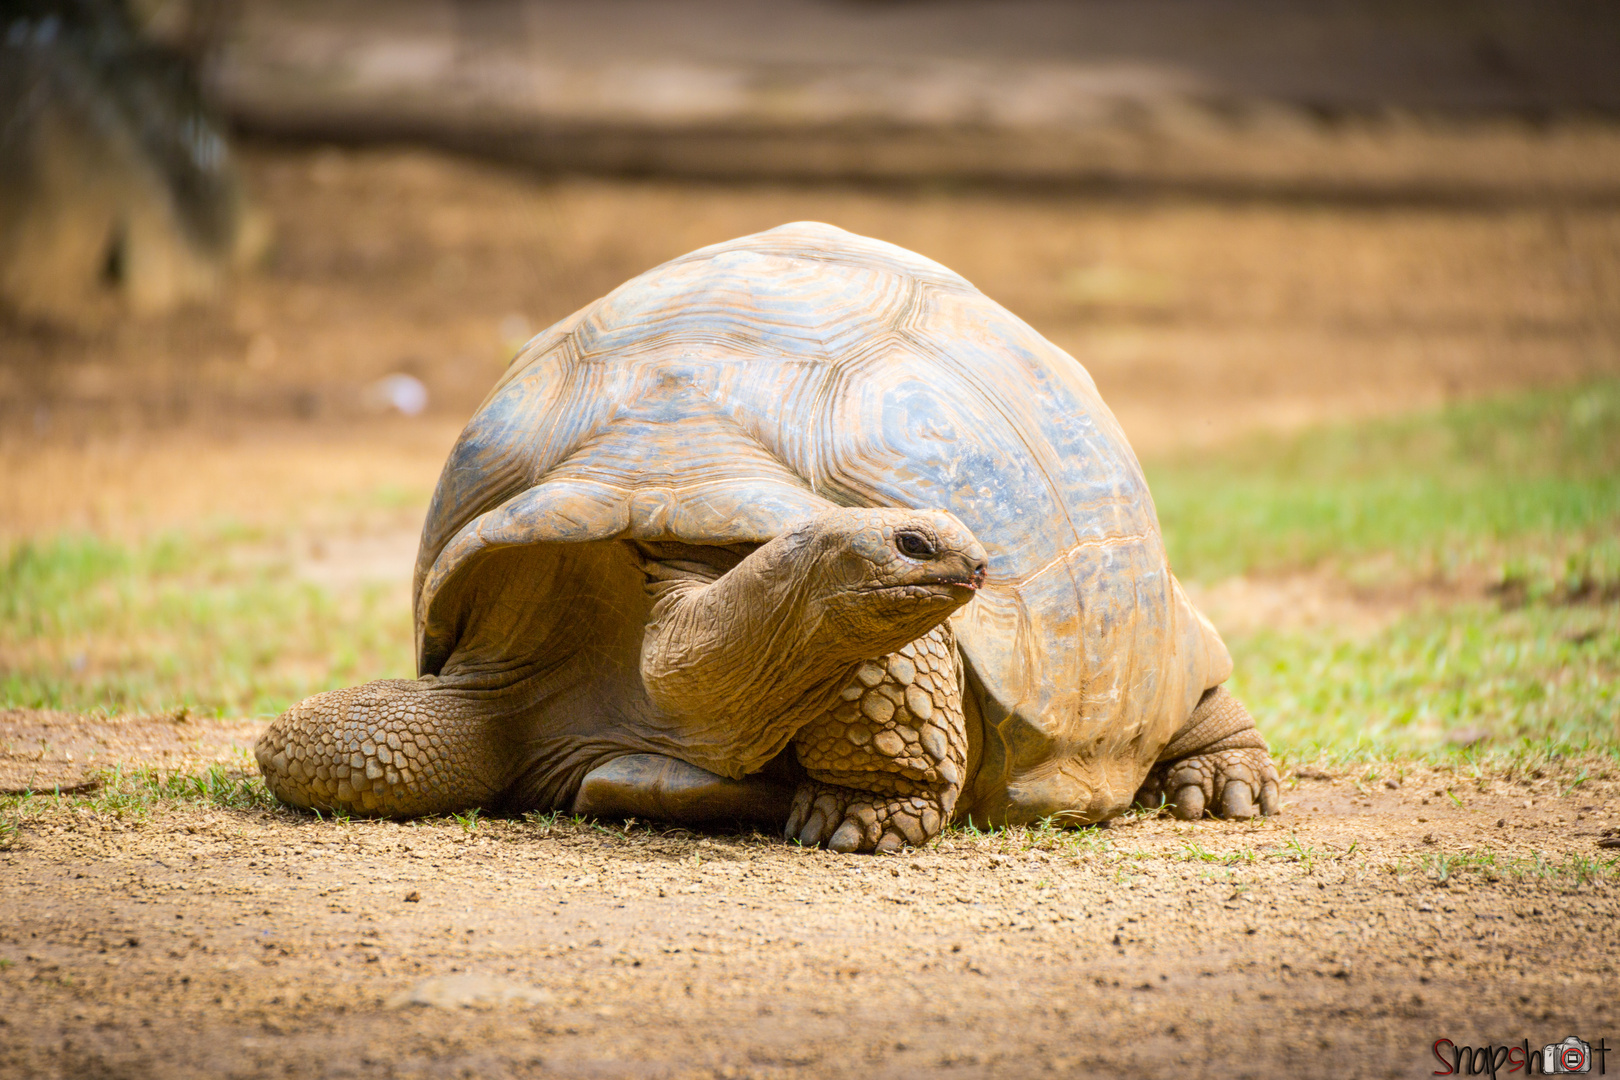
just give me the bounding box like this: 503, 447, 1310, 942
787, 623, 967, 853
255, 677, 512, 818
1135, 686, 1280, 820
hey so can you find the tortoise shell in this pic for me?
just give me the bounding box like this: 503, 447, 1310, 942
412, 222, 1230, 824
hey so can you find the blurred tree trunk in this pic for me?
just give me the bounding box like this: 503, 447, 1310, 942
0, 0, 266, 328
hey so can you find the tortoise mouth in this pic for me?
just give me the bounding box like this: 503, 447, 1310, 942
861, 580, 979, 603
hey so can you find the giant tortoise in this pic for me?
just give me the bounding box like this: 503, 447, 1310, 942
256, 222, 1280, 852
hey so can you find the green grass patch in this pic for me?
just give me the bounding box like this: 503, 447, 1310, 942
1148, 378, 1620, 589
1231, 601, 1618, 759
0, 531, 413, 716
1146, 378, 1620, 762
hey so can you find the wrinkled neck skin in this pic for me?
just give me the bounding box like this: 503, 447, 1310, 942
639, 521, 955, 734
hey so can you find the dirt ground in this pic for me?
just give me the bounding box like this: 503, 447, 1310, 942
1, 713, 1616, 1079
2, 141, 1618, 1077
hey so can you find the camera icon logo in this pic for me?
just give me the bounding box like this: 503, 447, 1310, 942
1544, 1037, 1594, 1074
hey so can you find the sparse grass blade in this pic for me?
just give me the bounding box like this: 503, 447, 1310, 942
0, 761, 279, 818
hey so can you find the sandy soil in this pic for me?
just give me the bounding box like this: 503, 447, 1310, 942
2, 142, 1618, 1077
1, 712, 1616, 1079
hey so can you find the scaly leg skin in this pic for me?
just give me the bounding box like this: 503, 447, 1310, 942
255, 677, 510, 818
1134, 685, 1281, 820
786, 623, 967, 853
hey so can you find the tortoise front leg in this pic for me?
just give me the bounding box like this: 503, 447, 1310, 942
787, 623, 967, 853
1135, 686, 1281, 820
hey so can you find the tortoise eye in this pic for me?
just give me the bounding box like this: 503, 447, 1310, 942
895, 530, 937, 558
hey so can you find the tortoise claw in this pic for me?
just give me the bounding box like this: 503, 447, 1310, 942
1219, 781, 1256, 819
783, 781, 947, 853
1259, 779, 1280, 816
784, 788, 811, 840
828, 820, 864, 852
798, 808, 828, 846
1170, 784, 1206, 820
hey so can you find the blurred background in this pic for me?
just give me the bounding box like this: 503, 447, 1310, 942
1, 0, 1617, 763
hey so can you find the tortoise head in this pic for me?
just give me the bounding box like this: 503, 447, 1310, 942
637, 506, 987, 742
791, 507, 987, 659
